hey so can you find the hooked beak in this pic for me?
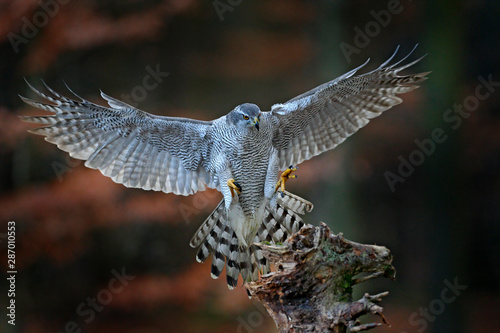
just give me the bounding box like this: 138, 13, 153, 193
253, 117, 260, 131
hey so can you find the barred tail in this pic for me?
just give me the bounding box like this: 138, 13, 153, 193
189, 201, 267, 289
189, 200, 224, 250
189, 192, 313, 289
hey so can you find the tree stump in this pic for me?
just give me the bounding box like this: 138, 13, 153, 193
245, 222, 396, 333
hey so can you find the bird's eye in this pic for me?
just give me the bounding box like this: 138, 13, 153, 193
243, 115, 249, 120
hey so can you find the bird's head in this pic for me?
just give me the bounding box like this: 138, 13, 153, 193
228, 103, 261, 131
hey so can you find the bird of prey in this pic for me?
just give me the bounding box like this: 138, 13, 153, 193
21, 46, 428, 289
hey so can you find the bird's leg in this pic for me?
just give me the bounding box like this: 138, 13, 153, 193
227, 178, 242, 197
275, 165, 298, 197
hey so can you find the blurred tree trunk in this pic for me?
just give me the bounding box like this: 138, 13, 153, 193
424, 0, 464, 332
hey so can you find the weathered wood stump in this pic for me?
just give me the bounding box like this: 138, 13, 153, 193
245, 222, 396, 333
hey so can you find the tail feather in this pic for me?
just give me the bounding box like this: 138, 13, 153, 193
250, 242, 269, 276
195, 218, 224, 263
226, 229, 240, 289
262, 205, 304, 243
238, 248, 251, 282
257, 224, 272, 244
263, 209, 289, 243
210, 223, 231, 279
189, 200, 224, 248
237, 234, 270, 283
190, 192, 312, 289
274, 204, 305, 236
195, 238, 211, 263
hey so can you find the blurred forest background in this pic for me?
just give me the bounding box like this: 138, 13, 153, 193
0, 0, 499, 332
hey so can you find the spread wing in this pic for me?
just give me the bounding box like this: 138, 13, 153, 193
265, 45, 430, 170
20, 82, 217, 195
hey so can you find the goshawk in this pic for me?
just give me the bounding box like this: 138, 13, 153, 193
21, 46, 428, 289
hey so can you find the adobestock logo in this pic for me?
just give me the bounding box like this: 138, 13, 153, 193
213, 0, 244, 21
50, 267, 135, 333
236, 302, 269, 333
120, 64, 169, 107
340, 0, 406, 63
8, 0, 71, 54
178, 190, 220, 225
401, 277, 467, 333
385, 74, 500, 192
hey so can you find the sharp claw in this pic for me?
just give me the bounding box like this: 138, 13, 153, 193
228, 178, 242, 197
275, 165, 299, 195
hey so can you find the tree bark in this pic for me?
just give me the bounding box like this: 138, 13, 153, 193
245, 222, 396, 333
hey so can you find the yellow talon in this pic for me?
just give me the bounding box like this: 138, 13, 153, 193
275, 165, 298, 197
227, 178, 242, 197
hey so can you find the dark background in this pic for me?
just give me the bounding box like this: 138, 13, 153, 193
1, 0, 499, 332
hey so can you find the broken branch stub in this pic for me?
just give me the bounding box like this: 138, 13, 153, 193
245, 222, 396, 333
